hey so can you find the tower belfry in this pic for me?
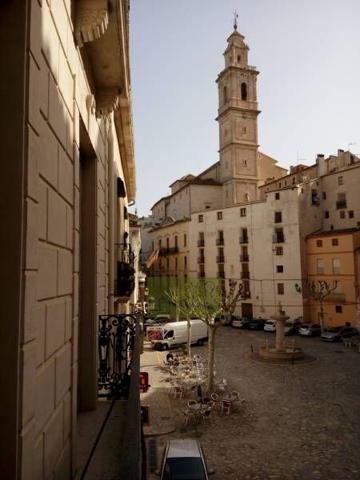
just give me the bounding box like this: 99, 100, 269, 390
216, 22, 260, 207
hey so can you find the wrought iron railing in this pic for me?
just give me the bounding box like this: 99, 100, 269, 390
98, 314, 138, 398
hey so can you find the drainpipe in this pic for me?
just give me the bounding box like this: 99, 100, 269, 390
107, 117, 115, 313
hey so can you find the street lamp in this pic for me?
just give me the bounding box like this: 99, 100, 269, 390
295, 280, 337, 333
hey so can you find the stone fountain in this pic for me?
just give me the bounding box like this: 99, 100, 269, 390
258, 303, 304, 362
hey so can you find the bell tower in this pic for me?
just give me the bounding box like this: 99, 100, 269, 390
217, 19, 260, 207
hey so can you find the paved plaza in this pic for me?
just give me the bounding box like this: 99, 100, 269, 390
143, 327, 360, 480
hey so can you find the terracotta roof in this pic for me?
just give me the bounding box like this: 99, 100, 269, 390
306, 227, 360, 239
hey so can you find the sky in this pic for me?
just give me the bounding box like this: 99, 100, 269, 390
129, 0, 360, 216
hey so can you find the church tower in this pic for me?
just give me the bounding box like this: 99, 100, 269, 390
217, 20, 260, 207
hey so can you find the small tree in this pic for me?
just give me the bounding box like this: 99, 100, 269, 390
295, 280, 338, 333
221, 279, 244, 325
166, 282, 194, 357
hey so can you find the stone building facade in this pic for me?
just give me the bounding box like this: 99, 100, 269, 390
0, 1, 139, 479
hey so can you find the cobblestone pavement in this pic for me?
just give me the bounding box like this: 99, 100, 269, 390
148, 328, 360, 480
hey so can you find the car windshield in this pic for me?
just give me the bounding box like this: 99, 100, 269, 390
326, 327, 342, 333
285, 322, 293, 327
164, 458, 207, 480
265, 321, 274, 325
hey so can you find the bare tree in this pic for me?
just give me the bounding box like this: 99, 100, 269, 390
220, 279, 244, 325
166, 282, 194, 357
295, 280, 338, 333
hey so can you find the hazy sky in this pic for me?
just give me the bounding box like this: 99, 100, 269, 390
130, 0, 360, 216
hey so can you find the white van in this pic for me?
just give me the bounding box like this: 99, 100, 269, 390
151, 320, 208, 351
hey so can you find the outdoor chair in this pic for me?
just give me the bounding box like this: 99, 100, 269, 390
221, 399, 232, 416
201, 407, 212, 423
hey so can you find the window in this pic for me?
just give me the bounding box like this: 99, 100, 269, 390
275, 246, 283, 255
151, 241, 154, 251
223, 86, 228, 104
274, 228, 285, 243
349, 210, 354, 218
175, 258, 178, 270
278, 182, 281, 188
166, 237, 169, 249
316, 258, 324, 274
241, 82, 247, 100
183, 234, 187, 247
324, 211, 329, 219
335, 305, 343, 314
339, 211, 345, 219
332, 258, 341, 274
276, 265, 284, 273
158, 239, 162, 248
184, 256, 187, 270
240, 208, 246, 217
336, 193, 347, 209
322, 192, 327, 200
316, 239, 323, 247
237, 55, 241, 63
332, 238, 339, 246
275, 192, 280, 200
277, 283, 284, 295
198, 214, 203, 223
338, 176, 343, 186
217, 211, 223, 220
274, 211, 282, 223
240, 227, 248, 243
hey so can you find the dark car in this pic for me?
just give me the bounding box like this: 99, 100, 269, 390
247, 318, 266, 330
321, 326, 358, 342
284, 319, 302, 336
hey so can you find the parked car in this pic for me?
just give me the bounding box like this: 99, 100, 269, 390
247, 318, 266, 330
299, 323, 321, 337
284, 319, 302, 336
263, 320, 276, 332
231, 317, 250, 329
321, 326, 359, 342
144, 314, 171, 327
159, 439, 213, 479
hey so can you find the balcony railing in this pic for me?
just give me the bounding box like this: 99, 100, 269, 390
115, 244, 135, 299
197, 239, 205, 247
239, 236, 248, 244
240, 254, 249, 262
98, 313, 138, 398
272, 235, 285, 243
216, 256, 225, 264
336, 200, 347, 210
326, 293, 346, 303
216, 238, 224, 246
197, 256, 205, 264
159, 246, 179, 256
241, 271, 250, 279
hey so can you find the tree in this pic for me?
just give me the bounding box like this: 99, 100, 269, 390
166, 278, 245, 391
166, 282, 194, 357
295, 280, 338, 333
220, 279, 244, 325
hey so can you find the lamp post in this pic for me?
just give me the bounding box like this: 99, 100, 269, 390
295, 280, 338, 333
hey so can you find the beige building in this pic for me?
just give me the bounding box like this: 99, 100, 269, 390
0, 1, 141, 479
188, 189, 304, 320
306, 229, 360, 327
150, 26, 286, 227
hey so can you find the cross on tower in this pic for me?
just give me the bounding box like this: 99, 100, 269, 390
233, 10, 239, 30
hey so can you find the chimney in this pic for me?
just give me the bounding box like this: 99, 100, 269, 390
316, 154, 326, 176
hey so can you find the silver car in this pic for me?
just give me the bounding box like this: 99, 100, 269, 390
159, 439, 213, 480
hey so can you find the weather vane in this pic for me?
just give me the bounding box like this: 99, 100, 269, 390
233, 10, 239, 30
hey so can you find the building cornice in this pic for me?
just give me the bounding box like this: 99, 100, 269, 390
75, 0, 136, 201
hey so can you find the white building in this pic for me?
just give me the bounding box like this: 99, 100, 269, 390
189, 188, 304, 320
